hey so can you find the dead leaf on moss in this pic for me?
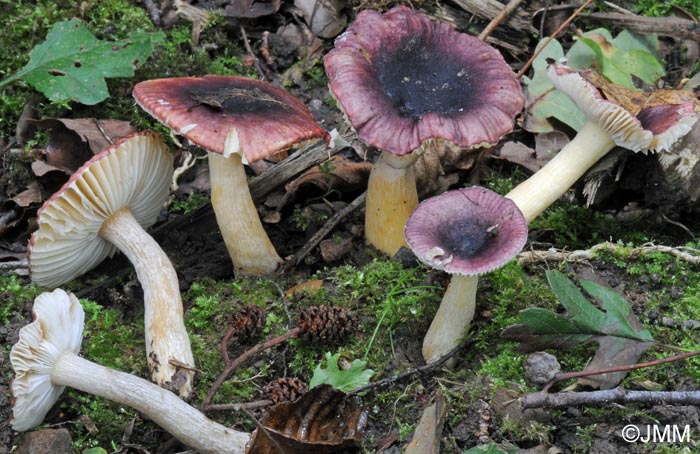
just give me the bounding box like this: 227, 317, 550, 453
285, 279, 326, 298
247, 384, 367, 454
224, 0, 281, 18
405, 394, 446, 454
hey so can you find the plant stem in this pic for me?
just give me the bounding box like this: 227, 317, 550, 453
203, 327, 302, 410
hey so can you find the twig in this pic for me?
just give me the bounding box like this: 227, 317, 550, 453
283, 191, 367, 270
516, 0, 594, 79
478, 0, 526, 41
521, 386, 700, 408
141, 0, 161, 26
351, 338, 476, 395
517, 241, 700, 266
202, 327, 302, 410
203, 399, 272, 412
240, 25, 266, 80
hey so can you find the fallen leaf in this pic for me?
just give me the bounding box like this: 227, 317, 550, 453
224, 0, 281, 18
405, 395, 446, 454
32, 118, 137, 168
496, 142, 551, 173
294, 0, 347, 39
247, 384, 367, 454
285, 155, 371, 194
309, 352, 374, 392
285, 279, 325, 298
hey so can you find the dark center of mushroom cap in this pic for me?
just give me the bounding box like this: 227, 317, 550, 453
188, 87, 291, 115
374, 34, 475, 120
436, 217, 496, 259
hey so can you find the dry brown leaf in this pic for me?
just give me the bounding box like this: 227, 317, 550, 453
285, 279, 325, 298
583, 71, 700, 116
285, 155, 371, 194
405, 395, 446, 454
247, 384, 366, 454
224, 0, 281, 18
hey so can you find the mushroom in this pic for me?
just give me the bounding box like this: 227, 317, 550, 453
507, 63, 699, 222
28, 131, 195, 397
404, 187, 528, 363
133, 76, 329, 276
324, 6, 524, 256
10, 288, 249, 454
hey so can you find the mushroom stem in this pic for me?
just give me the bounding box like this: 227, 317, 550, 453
505, 121, 615, 223
51, 351, 249, 454
99, 207, 195, 398
422, 274, 478, 364
208, 151, 282, 276
365, 151, 420, 256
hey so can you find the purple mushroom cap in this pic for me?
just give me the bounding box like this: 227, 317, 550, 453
324, 6, 525, 156
405, 187, 528, 275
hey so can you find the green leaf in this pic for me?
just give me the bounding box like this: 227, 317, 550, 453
82, 449, 108, 454
521, 38, 587, 133
567, 28, 664, 88
0, 19, 164, 105
309, 352, 374, 392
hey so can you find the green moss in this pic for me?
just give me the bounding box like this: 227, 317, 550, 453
634, 0, 700, 18
0, 275, 40, 325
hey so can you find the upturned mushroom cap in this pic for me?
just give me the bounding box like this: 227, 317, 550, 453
28, 131, 173, 288
132, 75, 329, 162
547, 64, 698, 153
404, 187, 528, 275
324, 6, 524, 155
10, 289, 84, 431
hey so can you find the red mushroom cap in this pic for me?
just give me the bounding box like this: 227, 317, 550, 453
404, 187, 528, 275
324, 6, 524, 156
133, 76, 329, 163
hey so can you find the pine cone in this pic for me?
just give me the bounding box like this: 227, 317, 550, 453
261, 377, 308, 405
229, 304, 267, 340
297, 305, 356, 343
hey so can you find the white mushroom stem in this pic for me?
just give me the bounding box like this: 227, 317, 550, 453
208, 151, 282, 276
99, 207, 195, 398
365, 151, 420, 256
506, 121, 615, 223
422, 274, 477, 364
51, 351, 249, 454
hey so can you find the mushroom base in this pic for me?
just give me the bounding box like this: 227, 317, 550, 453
209, 152, 283, 276
365, 151, 420, 256
422, 274, 478, 363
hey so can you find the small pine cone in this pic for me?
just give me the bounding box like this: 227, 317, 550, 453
261, 377, 308, 405
229, 304, 266, 340
297, 305, 356, 343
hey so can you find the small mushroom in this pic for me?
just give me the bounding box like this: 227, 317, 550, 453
28, 131, 195, 397
325, 6, 523, 256
404, 187, 528, 363
10, 289, 249, 454
507, 63, 699, 222
133, 76, 329, 276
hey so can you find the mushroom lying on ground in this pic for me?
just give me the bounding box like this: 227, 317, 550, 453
133, 76, 329, 276
10, 289, 249, 454
28, 131, 195, 397
324, 6, 524, 256
404, 187, 528, 363
507, 63, 699, 222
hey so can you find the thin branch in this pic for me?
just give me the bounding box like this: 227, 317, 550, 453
284, 191, 367, 270
516, 0, 594, 79
240, 25, 266, 80
203, 399, 272, 412
202, 327, 302, 411
542, 350, 700, 392
351, 338, 476, 395
478, 0, 526, 41
521, 386, 700, 408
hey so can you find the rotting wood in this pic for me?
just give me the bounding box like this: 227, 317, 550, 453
580, 12, 700, 41
449, 0, 535, 33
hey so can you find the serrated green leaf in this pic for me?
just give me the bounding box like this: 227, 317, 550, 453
309, 352, 374, 392
545, 270, 607, 329
522, 39, 587, 133
0, 19, 164, 105
580, 280, 654, 342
